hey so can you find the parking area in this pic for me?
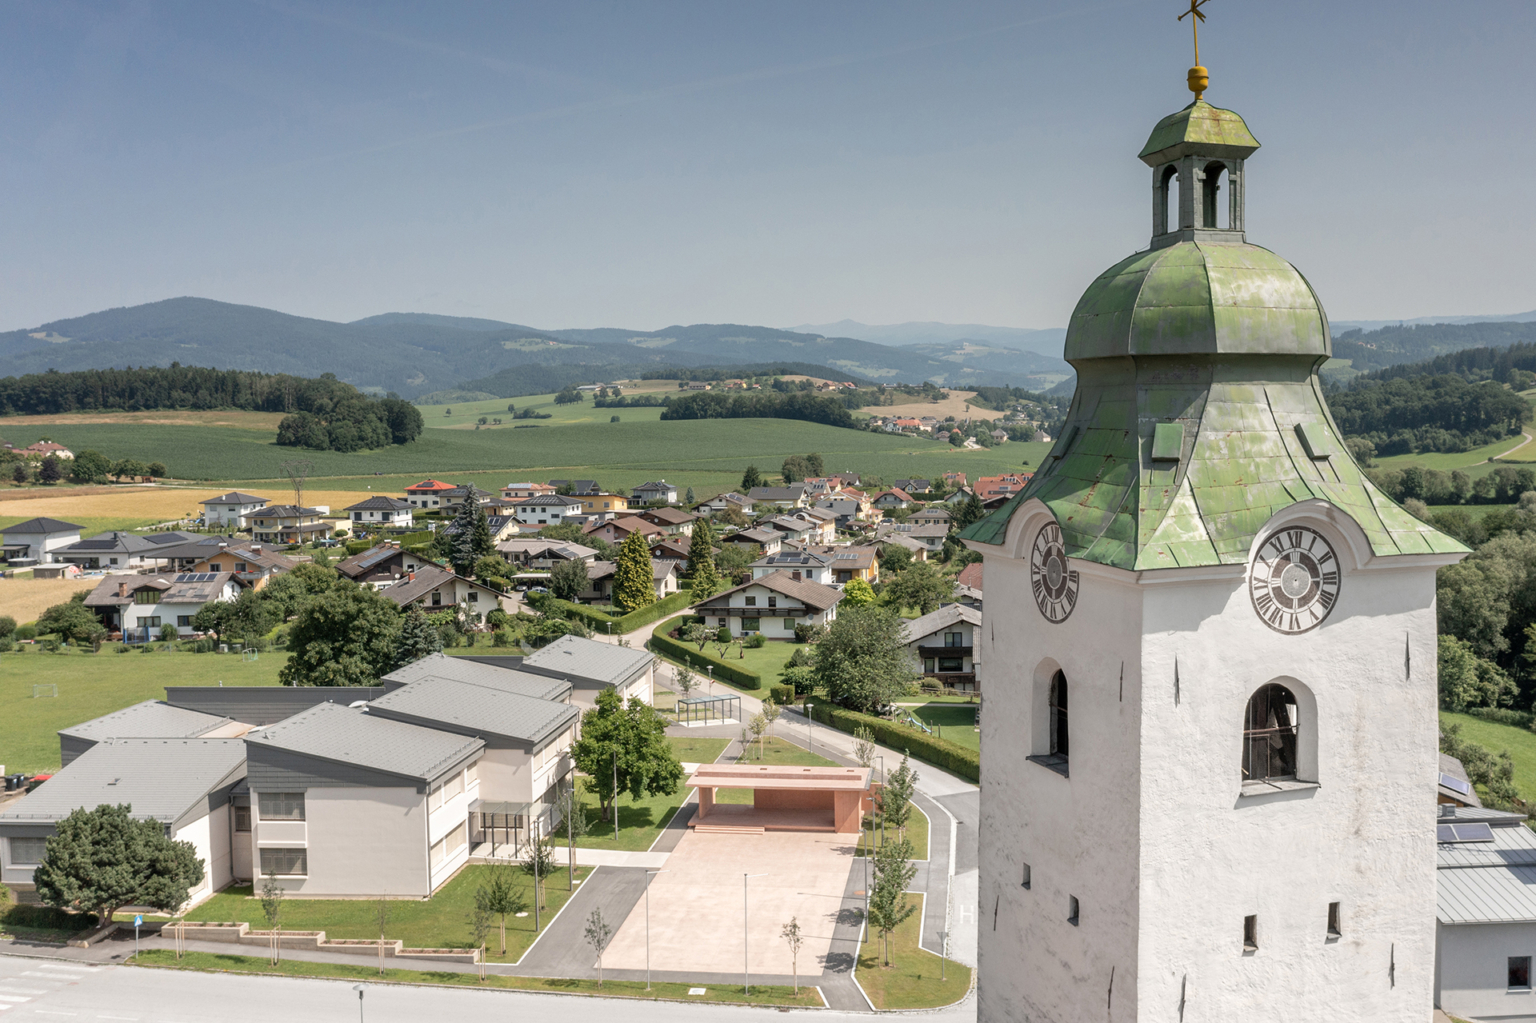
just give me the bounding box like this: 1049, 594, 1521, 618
600, 827, 861, 974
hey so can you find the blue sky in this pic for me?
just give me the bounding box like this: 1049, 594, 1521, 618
1, 1, 1532, 333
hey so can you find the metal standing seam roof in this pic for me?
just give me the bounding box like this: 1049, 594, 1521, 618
900, 603, 983, 644
1, 517, 84, 534
381, 653, 572, 701
246, 702, 483, 784
59, 700, 234, 743
519, 634, 655, 687
1138, 99, 1261, 161
1438, 821, 1536, 924
368, 678, 579, 747
0, 739, 247, 826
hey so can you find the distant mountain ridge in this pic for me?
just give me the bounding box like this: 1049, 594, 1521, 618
788, 319, 1068, 357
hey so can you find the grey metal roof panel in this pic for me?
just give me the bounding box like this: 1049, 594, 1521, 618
1438, 863, 1536, 924
201, 492, 269, 505
900, 603, 984, 644
163, 686, 387, 726
1437, 805, 1527, 824
60, 700, 233, 743
368, 679, 578, 746
246, 702, 483, 784
0, 739, 246, 825
1, 517, 84, 534
380, 653, 571, 701
520, 635, 654, 688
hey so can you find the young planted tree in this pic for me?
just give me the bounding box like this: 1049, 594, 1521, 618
879, 754, 918, 841
612, 530, 656, 613
474, 862, 527, 955
782, 917, 805, 993
712, 627, 732, 661
674, 664, 698, 700
760, 696, 778, 750
868, 836, 918, 966
467, 904, 493, 980
260, 872, 285, 964
585, 909, 613, 986
569, 687, 685, 823
684, 516, 720, 597
683, 622, 710, 652
374, 897, 390, 975
33, 804, 205, 931
393, 606, 442, 668
747, 711, 768, 762
521, 835, 557, 911
852, 725, 878, 769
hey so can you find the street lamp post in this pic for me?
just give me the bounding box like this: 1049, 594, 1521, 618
531, 817, 541, 933
613, 751, 620, 841
743, 872, 767, 995
352, 984, 364, 1022
875, 754, 886, 848
645, 868, 669, 990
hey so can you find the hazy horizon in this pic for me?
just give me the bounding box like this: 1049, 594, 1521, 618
3, 1, 1533, 334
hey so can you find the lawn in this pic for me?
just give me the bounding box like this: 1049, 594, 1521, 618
903, 703, 981, 753
185, 863, 591, 961
131, 949, 823, 1006
564, 736, 730, 851
664, 637, 806, 691
0, 646, 287, 773
715, 735, 840, 805
0, 892, 98, 943
855, 893, 971, 1010
1374, 436, 1524, 473
1441, 711, 1536, 802
860, 803, 931, 862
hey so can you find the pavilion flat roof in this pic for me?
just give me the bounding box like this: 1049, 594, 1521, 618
686, 764, 871, 791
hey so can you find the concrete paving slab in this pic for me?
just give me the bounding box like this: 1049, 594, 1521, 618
601, 828, 860, 976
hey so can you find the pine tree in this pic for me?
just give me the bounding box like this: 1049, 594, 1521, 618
953, 491, 985, 531
613, 530, 657, 613
685, 486, 696, 506
684, 516, 720, 597
449, 489, 479, 573
471, 502, 494, 560
394, 606, 442, 668
741, 464, 764, 490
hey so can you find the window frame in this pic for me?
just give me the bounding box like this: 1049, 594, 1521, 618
1049, 670, 1069, 758
234, 805, 252, 833
1243, 683, 1300, 783
8, 836, 47, 865
259, 847, 307, 877
1512, 956, 1533, 991
257, 791, 306, 821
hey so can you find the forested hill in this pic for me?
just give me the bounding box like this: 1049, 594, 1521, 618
1333, 320, 1536, 375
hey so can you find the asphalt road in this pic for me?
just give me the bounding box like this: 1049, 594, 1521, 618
0, 953, 975, 1021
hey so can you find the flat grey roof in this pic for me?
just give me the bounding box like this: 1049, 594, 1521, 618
519, 635, 654, 688
368, 678, 578, 747
60, 700, 233, 743
380, 653, 571, 702
0, 739, 246, 827
247, 702, 483, 784
1438, 815, 1536, 924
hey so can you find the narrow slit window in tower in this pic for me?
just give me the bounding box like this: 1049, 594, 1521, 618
1327, 902, 1341, 938
1049, 670, 1069, 759
1022, 863, 1032, 889
1068, 896, 1080, 926
1243, 915, 1258, 952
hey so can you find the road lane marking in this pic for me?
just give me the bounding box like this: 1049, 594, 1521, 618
0, 996, 32, 1003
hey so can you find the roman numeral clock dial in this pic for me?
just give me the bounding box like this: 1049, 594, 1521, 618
1249, 526, 1341, 634
1030, 522, 1079, 624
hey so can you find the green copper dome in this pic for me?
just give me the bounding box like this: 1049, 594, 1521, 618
959, 101, 1467, 570
1065, 241, 1329, 362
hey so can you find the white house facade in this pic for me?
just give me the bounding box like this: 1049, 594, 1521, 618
200, 492, 270, 527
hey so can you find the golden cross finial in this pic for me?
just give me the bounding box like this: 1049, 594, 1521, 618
1178, 0, 1211, 99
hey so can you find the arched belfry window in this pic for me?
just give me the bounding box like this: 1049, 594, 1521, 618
1243, 684, 1298, 782
1049, 670, 1069, 758
1202, 161, 1228, 229
1155, 164, 1178, 236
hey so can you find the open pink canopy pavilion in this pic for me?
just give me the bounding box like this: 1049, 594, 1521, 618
686, 763, 874, 833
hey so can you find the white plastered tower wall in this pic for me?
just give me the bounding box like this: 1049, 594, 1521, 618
974, 498, 1451, 1023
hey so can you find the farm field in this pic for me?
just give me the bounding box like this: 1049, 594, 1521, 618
855, 391, 980, 420
1374, 433, 1534, 475
0, 418, 1041, 502
0, 410, 286, 430
0, 647, 287, 774
0, 576, 99, 625
416, 389, 666, 430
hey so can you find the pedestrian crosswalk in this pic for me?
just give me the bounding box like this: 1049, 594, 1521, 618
0, 962, 92, 1012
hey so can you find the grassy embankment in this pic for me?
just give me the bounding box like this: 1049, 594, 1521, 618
855, 893, 972, 1010
1440, 711, 1536, 801
131, 949, 822, 1006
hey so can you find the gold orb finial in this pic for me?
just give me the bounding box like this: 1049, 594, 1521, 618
1188, 65, 1209, 100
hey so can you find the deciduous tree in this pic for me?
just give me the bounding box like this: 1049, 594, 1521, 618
279, 583, 402, 686
867, 836, 918, 966
569, 688, 684, 822
550, 557, 589, 601
881, 560, 951, 616
813, 606, 922, 713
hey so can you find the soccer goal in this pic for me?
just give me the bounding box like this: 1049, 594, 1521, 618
31, 684, 58, 699
242, 648, 259, 662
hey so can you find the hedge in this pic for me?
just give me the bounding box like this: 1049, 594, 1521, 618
1463, 706, 1536, 729
649, 615, 762, 690
808, 702, 979, 783
769, 684, 795, 705
530, 588, 695, 635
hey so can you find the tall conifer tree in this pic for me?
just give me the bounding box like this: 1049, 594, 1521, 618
613, 531, 656, 613
685, 516, 720, 597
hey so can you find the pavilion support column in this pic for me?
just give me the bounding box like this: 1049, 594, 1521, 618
698, 787, 715, 819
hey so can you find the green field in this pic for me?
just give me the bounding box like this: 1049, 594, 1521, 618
417, 390, 668, 430
1373, 435, 1529, 475
1440, 711, 1536, 802
855, 893, 971, 1009
903, 703, 981, 752
27, 418, 1040, 499
0, 647, 287, 774
564, 736, 730, 852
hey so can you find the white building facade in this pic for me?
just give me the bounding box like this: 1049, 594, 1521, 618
960, 89, 1467, 1023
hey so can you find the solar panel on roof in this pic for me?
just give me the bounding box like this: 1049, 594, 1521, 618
1436, 824, 1457, 843
1439, 772, 1474, 796
1454, 823, 1495, 842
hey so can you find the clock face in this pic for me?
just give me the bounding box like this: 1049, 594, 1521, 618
1030, 522, 1079, 624
1249, 526, 1341, 634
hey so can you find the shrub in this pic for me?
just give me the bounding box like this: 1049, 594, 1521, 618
1463, 707, 1536, 729
808, 702, 978, 783
0, 615, 15, 638
14, 624, 36, 641
769, 684, 795, 705
344, 539, 372, 556
794, 623, 823, 643
159, 624, 180, 644
0, 636, 11, 653
746, 634, 766, 649
492, 629, 514, 647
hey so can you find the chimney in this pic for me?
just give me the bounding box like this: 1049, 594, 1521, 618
408, 572, 415, 582
117, 582, 129, 597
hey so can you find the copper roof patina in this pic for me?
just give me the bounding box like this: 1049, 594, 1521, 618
960, 103, 1465, 570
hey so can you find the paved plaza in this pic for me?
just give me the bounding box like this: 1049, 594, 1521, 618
601, 827, 862, 975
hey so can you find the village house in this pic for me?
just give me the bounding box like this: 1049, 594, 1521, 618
942, 471, 967, 489
649, 535, 713, 566
344, 496, 414, 530
636, 507, 697, 536
575, 493, 629, 518
746, 485, 808, 510
200, 492, 270, 528
441, 513, 521, 546
582, 515, 663, 546
403, 479, 457, 509
581, 560, 680, 603
693, 571, 842, 638
0, 517, 83, 566
910, 506, 952, 527
547, 479, 601, 495
879, 521, 950, 553
438, 485, 496, 514
53, 530, 202, 571
630, 481, 678, 504
501, 482, 557, 501
990, 429, 1010, 444
241, 505, 330, 546
512, 494, 584, 527
973, 473, 1031, 500
23, 441, 75, 460
756, 515, 819, 546
495, 539, 598, 569
82, 571, 243, 640
901, 602, 982, 691
812, 495, 865, 528
876, 532, 929, 561
377, 563, 510, 615
334, 543, 434, 588
819, 544, 880, 584
894, 479, 932, 496
751, 548, 834, 585
871, 488, 915, 512
721, 527, 782, 556
188, 541, 297, 590
695, 492, 754, 516
954, 560, 983, 606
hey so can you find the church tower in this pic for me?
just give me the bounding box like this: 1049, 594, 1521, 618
961, 60, 1468, 1022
